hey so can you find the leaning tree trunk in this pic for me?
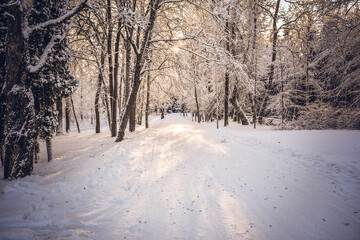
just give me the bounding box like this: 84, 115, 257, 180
230, 86, 249, 125
3, 5, 35, 179
129, 101, 136, 131
56, 98, 63, 135
129, 25, 141, 132
116, 0, 159, 142
116, 57, 143, 142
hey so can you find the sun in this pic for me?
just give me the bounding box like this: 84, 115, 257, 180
172, 46, 180, 53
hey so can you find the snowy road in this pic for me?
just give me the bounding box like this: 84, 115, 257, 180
0, 115, 359, 240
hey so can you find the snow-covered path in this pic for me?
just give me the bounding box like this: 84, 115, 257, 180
0, 115, 359, 240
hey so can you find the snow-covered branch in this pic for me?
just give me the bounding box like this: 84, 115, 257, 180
22, 0, 87, 39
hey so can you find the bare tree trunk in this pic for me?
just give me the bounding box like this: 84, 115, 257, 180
65, 97, 71, 133
224, 71, 229, 126
112, 21, 121, 137
34, 143, 39, 164
230, 86, 249, 125
252, 0, 258, 129
70, 96, 81, 133
145, 70, 150, 128
161, 108, 165, 119
101, 78, 111, 131
80, 86, 83, 121
258, 0, 281, 124
56, 98, 63, 135
46, 137, 53, 162
124, 38, 131, 109
107, 0, 116, 137
123, 31, 132, 132
138, 84, 144, 125
129, 24, 142, 132
115, 0, 160, 142
195, 86, 200, 123
280, 53, 285, 123
129, 102, 136, 131
116, 62, 142, 141
95, 39, 106, 133
95, 72, 102, 133
223, 18, 231, 127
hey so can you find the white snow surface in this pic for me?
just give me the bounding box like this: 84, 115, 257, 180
0, 115, 359, 240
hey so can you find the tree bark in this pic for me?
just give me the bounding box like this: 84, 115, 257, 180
101, 78, 111, 130
145, 69, 150, 128
65, 97, 71, 133
129, 25, 142, 131
161, 108, 165, 119
116, 0, 160, 142
70, 96, 81, 133
129, 101, 136, 131
224, 19, 230, 127
95, 70, 102, 133
224, 71, 229, 126
3, 5, 35, 179
56, 98, 63, 135
138, 84, 144, 125
195, 86, 200, 123
112, 21, 122, 136
116, 57, 142, 142
107, 0, 115, 137
251, 0, 258, 129
95, 39, 105, 133
230, 86, 249, 125
46, 137, 53, 162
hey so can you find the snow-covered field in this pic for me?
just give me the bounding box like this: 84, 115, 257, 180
0, 114, 359, 240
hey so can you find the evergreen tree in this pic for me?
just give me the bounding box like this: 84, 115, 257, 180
29, 0, 77, 162
2, 0, 86, 179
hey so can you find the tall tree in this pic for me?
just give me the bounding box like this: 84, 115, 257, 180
258, 0, 281, 124
1, 0, 86, 179
116, 0, 160, 142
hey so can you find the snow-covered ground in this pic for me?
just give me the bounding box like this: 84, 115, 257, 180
0, 114, 359, 240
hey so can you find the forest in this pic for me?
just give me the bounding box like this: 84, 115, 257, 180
0, 0, 359, 179
0, 0, 359, 239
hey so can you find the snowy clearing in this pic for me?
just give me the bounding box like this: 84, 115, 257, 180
0, 115, 359, 240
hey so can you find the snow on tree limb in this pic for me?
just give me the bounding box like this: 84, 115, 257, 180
22, 0, 87, 39
28, 21, 74, 73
